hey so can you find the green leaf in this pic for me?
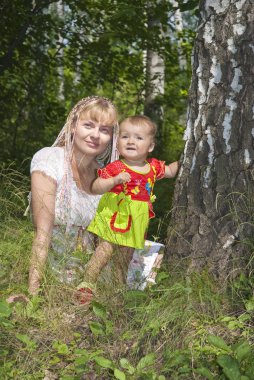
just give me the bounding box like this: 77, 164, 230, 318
114, 368, 126, 380
0, 317, 13, 328
207, 335, 231, 352
120, 358, 135, 374
123, 290, 147, 302
0, 349, 9, 357
233, 341, 251, 362
105, 319, 114, 335
0, 300, 12, 317
92, 301, 107, 319
179, 365, 192, 374
52, 341, 70, 355
25, 296, 42, 319
89, 349, 104, 358
136, 353, 155, 371
16, 333, 37, 351
94, 356, 113, 369
245, 298, 254, 312
166, 353, 189, 367
88, 321, 105, 336
49, 356, 61, 365
217, 355, 241, 380
245, 357, 254, 378
156, 272, 169, 283
195, 367, 214, 380
74, 350, 89, 366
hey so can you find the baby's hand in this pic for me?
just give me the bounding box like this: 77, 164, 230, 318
114, 172, 131, 185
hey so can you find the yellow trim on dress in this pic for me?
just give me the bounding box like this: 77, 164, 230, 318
121, 159, 151, 174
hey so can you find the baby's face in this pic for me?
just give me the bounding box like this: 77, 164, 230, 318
118, 122, 155, 163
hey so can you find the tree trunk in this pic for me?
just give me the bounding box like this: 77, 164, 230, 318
171, 0, 187, 70
167, 0, 254, 278
51, 0, 65, 100
144, 9, 165, 132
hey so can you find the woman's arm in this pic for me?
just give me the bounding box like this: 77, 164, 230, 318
164, 161, 180, 179
91, 172, 131, 195
29, 172, 56, 295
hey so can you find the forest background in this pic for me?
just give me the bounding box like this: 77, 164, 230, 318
0, 0, 197, 239
0, 1, 253, 379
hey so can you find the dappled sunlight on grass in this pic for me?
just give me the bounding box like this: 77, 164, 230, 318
0, 168, 254, 379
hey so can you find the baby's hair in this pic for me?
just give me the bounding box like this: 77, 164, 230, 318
120, 115, 157, 138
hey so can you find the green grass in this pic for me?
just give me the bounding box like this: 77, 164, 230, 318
0, 168, 254, 379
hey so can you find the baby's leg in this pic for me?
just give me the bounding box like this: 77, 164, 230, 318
146, 253, 164, 284
112, 246, 134, 284
83, 240, 114, 284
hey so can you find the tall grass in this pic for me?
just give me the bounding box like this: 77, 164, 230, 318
0, 165, 32, 293
0, 167, 253, 379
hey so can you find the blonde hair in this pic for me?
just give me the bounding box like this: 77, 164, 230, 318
120, 115, 157, 138
51, 96, 119, 232
54, 96, 118, 147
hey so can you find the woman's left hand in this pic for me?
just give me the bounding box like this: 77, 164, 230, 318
6, 294, 29, 304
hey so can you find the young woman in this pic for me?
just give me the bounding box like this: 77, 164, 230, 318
28, 96, 118, 296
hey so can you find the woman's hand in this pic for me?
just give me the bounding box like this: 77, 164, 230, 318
6, 294, 29, 304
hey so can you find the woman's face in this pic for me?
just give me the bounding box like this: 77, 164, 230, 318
73, 115, 114, 158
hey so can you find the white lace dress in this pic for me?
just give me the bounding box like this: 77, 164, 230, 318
31, 147, 101, 283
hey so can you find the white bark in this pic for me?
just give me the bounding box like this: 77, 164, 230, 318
50, 1, 65, 100
168, 0, 254, 277
144, 13, 165, 129
145, 49, 165, 103
171, 0, 187, 70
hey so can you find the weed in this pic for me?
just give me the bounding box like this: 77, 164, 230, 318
0, 168, 253, 379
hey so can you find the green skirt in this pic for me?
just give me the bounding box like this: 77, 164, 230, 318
87, 192, 150, 249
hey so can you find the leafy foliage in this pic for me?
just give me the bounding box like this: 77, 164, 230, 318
0, 0, 196, 169
6, 3, 254, 380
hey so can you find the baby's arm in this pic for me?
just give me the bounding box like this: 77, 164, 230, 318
164, 161, 180, 178
91, 172, 131, 195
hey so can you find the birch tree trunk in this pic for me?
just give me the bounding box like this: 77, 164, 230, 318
171, 0, 187, 70
144, 47, 165, 125
167, 0, 254, 277
50, 0, 65, 100
144, 7, 165, 131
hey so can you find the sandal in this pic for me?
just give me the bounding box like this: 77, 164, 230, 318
75, 282, 95, 305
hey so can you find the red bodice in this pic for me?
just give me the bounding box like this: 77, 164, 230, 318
98, 158, 165, 205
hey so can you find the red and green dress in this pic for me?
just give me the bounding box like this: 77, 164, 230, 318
87, 158, 165, 249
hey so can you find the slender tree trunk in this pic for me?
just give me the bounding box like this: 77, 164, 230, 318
167, 0, 254, 278
171, 0, 186, 70
50, 0, 65, 100
144, 48, 165, 126
144, 9, 165, 131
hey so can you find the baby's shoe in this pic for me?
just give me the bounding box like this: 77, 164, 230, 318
75, 282, 94, 305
